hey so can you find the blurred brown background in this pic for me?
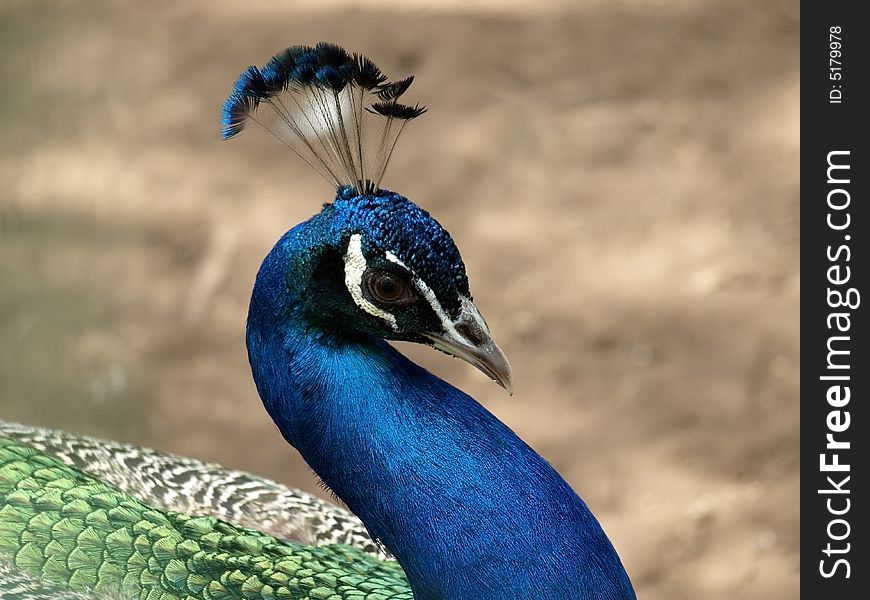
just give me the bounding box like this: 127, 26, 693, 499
0, 0, 799, 598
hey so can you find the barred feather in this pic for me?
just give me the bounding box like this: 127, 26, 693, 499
0, 421, 385, 560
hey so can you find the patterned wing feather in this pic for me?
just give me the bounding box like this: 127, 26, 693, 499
2, 559, 109, 600
0, 435, 412, 599
0, 422, 384, 559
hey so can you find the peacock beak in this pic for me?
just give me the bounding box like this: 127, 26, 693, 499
423, 299, 514, 395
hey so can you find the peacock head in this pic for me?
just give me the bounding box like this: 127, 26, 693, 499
224, 43, 512, 392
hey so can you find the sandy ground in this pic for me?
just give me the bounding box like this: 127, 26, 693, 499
0, 0, 799, 598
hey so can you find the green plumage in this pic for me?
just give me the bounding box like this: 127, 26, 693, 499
0, 436, 412, 599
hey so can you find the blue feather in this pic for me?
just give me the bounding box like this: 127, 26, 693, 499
220, 66, 268, 139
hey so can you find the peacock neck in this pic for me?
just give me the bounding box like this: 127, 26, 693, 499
246, 223, 636, 600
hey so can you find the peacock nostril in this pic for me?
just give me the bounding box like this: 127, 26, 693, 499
455, 322, 485, 346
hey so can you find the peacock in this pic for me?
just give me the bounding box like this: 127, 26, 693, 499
0, 43, 636, 599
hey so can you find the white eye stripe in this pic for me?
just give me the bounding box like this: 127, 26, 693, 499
383, 250, 408, 269
384, 250, 468, 344
344, 234, 398, 329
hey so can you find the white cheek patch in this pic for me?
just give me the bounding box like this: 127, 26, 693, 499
384, 250, 477, 345
344, 234, 398, 329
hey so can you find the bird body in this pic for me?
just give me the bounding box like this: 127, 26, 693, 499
1, 43, 636, 599
248, 190, 634, 599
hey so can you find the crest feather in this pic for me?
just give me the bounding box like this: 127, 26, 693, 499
221, 43, 426, 194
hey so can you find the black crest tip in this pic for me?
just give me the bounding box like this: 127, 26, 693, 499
352, 53, 388, 90
377, 76, 415, 101
369, 101, 428, 120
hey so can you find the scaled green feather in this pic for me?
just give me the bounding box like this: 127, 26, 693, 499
0, 436, 412, 599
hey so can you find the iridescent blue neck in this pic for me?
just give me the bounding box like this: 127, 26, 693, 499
246, 220, 636, 600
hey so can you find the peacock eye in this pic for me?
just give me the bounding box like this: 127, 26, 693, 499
363, 270, 415, 306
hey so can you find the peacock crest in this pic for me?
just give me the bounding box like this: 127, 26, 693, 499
221, 42, 426, 195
